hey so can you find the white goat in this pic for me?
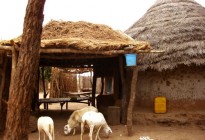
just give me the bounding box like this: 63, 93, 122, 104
37, 116, 54, 140
81, 111, 112, 140
64, 106, 98, 135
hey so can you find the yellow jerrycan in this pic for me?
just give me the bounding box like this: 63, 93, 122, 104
154, 96, 167, 113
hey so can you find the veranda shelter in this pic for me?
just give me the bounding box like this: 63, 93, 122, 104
0, 20, 151, 132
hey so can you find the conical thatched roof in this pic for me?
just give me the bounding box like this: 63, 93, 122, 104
0, 20, 150, 55
125, 0, 205, 71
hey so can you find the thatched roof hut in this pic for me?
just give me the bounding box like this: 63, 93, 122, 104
123, 0, 205, 114
125, 0, 205, 71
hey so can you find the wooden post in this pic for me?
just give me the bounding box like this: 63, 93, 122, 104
127, 66, 138, 136
41, 67, 46, 98
100, 76, 104, 95
41, 67, 47, 109
77, 73, 80, 92
119, 56, 127, 124
0, 52, 6, 109
0, 52, 7, 131
59, 71, 63, 97
91, 71, 97, 106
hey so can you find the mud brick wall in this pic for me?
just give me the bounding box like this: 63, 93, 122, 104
135, 65, 205, 111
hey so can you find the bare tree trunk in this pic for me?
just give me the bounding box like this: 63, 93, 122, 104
3, 0, 46, 139
127, 67, 138, 136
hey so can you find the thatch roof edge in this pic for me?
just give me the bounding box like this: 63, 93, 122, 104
0, 37, 151, 55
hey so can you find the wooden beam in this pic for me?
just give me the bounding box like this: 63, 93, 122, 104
40, 54, 116, 60
127, 66, 138, 136
0, 45, 163, 55
40, 48, 135, 55
0, 45, 127, 55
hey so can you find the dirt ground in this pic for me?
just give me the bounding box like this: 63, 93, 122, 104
26, 102, 205, 140
1, 102, 205, 140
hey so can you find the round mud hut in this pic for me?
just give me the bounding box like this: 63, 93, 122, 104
125, 0, 205, 111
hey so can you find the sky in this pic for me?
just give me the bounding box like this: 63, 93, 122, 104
0, 0, 205, 40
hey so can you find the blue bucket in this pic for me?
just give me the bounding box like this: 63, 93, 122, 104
125, 54, 137, 66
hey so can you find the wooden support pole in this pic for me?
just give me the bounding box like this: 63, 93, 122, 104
91, 71, 97, 106
100, 76, 104, 95
0, 45, 162, 55
41, 67, 47, 98
77, 73, 80, 92
127, 66, 138, 136
41, 67, 47, 109
0, 52, 7, 129
59, 71, 63, 97
119, 56, 128, 124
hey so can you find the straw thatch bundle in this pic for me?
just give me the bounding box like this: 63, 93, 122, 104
125, 0, 205, 71
40, 20, 151, 53
42, 20, 131, 41
0, 20, 151, 55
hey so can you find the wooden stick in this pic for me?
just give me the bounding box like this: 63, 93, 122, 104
0, 53, 7, 113
119, 56, 127, 124
0, 45, 163, 55
127, 66, 138, 136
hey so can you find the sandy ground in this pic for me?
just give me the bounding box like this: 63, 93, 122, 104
27, 102, 205, 140
1, 90, 205, 140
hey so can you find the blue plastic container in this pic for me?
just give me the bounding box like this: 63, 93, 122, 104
125, 54, 137, 66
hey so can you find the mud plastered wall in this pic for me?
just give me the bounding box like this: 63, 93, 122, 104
135, 65, 205, 111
